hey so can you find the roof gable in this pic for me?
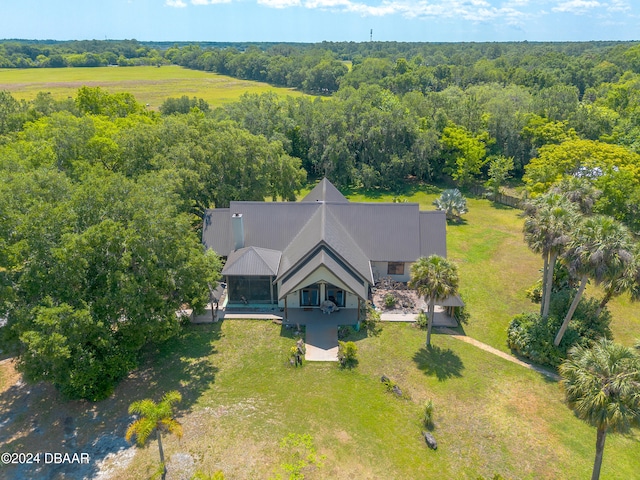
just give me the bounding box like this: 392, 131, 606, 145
277, 203, 373, 283
278, 250, 368, 301
301, 178, 348, 203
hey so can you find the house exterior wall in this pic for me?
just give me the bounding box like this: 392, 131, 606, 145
279, 286, 361, 309
371, 261, 412, 283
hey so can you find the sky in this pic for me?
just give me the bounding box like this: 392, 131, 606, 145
1, 0, 638, 43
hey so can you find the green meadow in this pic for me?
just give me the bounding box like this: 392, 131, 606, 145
0, 65, 303, 109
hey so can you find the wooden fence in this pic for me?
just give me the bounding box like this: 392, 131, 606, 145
469, 186, 523, 209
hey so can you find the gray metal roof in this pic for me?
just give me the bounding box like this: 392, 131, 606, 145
327, 202, 425, 261
203, 208, 231, 253
277, 203, 373, 284
222, 246, 281, 276
438, 294, 465, 307
301, 178, 349, 203
202, 179, 448, 279
419, 211, 447, 258
203, 202, 319, 255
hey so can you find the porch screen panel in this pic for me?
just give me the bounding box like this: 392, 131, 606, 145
228, 276, 273, 303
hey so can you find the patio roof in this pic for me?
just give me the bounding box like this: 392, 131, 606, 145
437, 294, 465, 307
222, 246, 281, 276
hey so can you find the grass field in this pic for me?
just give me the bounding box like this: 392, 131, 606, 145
0, 65, 303, 109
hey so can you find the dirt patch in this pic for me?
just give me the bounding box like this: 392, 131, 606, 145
334, 430, 352, 443
0, 359, 20, 394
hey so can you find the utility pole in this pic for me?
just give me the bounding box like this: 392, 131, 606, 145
370, 29, 373, 42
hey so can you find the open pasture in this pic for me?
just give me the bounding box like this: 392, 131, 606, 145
0, 65, 303, 109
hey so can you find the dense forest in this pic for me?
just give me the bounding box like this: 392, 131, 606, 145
1, 39, 640, 399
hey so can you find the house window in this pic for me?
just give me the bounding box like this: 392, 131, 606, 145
300, 285, 320, 306
387, 262, 405, 275
325, 285, 346, 307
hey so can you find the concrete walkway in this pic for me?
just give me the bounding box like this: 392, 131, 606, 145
437, 328, 560, 381
304, 323, 339, 361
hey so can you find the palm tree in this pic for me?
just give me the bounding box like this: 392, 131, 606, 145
523, 193, 576, 317
432, 189, 468, 222
559, 340, 640, 480
409, 255, 459, 348
596, 246, 640, 316
126, 390, 183, 480
555, 216, 633, 346
551, 176, 601, 215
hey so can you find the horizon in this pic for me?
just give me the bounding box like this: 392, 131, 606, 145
2, 38, 638, 45
2, 1, 639, 44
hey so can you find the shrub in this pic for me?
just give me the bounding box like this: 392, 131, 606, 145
507, 294, 611, 368
289, 339, 305, 367
338, 341, 358, 368
548, 290, 612, 341
415, 311, 428, 329
360, 302, 382, 336
507, 312, 577, 367
526, 263, 572, 304
337, 325, 355, 339
384, 293, 396, 308
433, 189, 468, 221
423, 399, 435, 430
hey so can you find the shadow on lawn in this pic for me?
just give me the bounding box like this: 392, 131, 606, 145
413, 345, 465, 381
0, 322, 221, 480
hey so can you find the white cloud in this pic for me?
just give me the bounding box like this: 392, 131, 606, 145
292, 0, 527, 24
258, 0, 302, 6
552, 0, 602, 14
607, 0, 630, 12
165, 0, 530, 24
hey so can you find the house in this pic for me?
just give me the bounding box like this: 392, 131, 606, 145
202, 178, 447, 325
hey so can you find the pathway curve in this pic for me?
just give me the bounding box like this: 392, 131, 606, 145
437, 328, 561, 381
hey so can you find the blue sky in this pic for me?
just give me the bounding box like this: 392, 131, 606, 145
2, 0, 638, 43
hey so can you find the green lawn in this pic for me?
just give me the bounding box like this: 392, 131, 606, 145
103, 321, 640, 479
0, 65, 303, 109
